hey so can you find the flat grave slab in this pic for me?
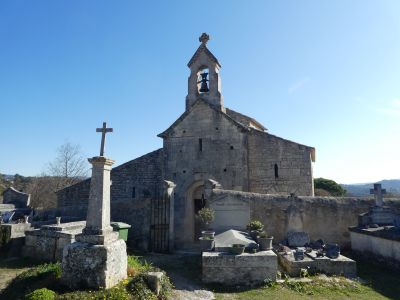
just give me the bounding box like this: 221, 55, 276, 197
214, 229, 257, 252
277, 249, 356, 277
202, 250, 277, 286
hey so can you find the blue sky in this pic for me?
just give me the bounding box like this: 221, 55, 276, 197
0, 1, 399, 184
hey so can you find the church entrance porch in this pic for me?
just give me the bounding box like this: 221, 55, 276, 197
183, 181, 207, 248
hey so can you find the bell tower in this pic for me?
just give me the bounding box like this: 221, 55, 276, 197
186, 33, 224, 111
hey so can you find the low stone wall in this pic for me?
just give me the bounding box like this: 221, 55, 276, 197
23, 221, 85, 262
208, 188, 400, 248
350, 230, 400, 269
0, 223, 32, 257
202, 250, 278, 285
53, 198, 151, 251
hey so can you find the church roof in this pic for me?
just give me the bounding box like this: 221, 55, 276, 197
187, 43, 221, 68
157, 99, 250, 138
225, 108, 267, 132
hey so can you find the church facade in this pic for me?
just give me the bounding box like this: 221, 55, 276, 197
57, 34, 315, 250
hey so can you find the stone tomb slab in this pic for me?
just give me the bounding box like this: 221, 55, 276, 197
209, 196, 250, 233
202, 250, 278, 286
349, 226, 400, 269
277, 250, 356, 277
287, 231, 310, 247
23, 221, 86, 262
214, 229, 257, 252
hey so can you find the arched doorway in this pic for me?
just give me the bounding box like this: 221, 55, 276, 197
192, 185, 207, 240
184, 181, 207, 245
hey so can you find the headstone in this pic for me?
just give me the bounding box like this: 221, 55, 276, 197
287, 231, 310, 247
214, 229, 257, 252
209, 195, 250, 233
370, 183, 386, 207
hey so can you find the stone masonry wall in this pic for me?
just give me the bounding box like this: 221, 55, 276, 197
56, 149, 163, 250
248, 130, 314, 196
209, 188, 400, 248
57, 149, 163, 208
162, 101, 249, 247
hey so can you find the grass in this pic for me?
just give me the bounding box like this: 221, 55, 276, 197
0, 255, 172, 300
210, 259, 400, 300
139, 252, 400, 300
1, 252, 400, 300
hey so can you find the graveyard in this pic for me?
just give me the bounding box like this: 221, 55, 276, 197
2, 3, 400, 299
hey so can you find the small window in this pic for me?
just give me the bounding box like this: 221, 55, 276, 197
274, 164, 279, 178
199, 138, 203, 152
230, 145, 234, 150
132, 187, 136, 199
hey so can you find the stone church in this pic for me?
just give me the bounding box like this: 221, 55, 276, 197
57, 33, 315, 250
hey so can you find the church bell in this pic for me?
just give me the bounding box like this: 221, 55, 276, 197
198, 72, 209, 93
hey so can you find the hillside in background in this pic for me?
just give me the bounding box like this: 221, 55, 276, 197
341, 179, 400, 196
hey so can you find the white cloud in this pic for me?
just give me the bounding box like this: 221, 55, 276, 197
288, 77, 311, 94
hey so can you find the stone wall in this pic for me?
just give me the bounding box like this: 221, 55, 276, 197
57, 149, 163, 207
208, 188, 400, 248
248, 131, 314, 196
162, 101, 250, 247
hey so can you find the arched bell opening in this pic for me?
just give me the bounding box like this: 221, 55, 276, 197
197, 67, 210, 94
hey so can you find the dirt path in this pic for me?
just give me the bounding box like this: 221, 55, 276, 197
0, 258, 30, 292
143, 252, 214, 300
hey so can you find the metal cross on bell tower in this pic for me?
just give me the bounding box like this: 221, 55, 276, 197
96, 122, 113, 156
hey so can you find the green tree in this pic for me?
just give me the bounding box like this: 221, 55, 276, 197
314, 177, 346, 196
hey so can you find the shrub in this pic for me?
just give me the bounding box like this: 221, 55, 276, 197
197, 207, 215, 227
25, 288, 56, 300
314, 178, 346, 196
246, 220, 264, 232
127, 275, 157, 300
258, 231, 268, 238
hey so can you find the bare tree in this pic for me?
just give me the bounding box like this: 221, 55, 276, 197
48, 142, 89, 190
27, 174, 58, 209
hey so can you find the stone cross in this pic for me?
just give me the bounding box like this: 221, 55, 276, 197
96, 122, 113, 156
370, 183, 386, 207
199, 32, 210, 44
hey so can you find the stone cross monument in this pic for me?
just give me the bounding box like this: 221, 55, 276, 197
61, 123, 127, 289
96, 122, 113, 156
370, 183, 386, 207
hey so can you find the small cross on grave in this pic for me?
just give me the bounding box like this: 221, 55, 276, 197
96, 122, 113, 156
370, 183, 386, 207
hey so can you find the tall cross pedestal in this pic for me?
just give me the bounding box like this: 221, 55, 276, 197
370, 183, 386, 207
61, 122, 127, 289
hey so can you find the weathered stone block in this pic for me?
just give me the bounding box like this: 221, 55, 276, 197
202, 251, 277, 285
61, 238, 127, 289
277, 250, 356, 277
